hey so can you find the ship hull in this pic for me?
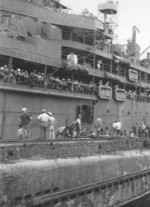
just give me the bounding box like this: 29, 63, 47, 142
0, 85, 150, 139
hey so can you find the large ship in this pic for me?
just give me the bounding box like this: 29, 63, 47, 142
1, 0, 150, 206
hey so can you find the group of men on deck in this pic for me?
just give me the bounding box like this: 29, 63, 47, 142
18, 108, 55, 140
18, 107, 82, 140
18, 107, 123, 139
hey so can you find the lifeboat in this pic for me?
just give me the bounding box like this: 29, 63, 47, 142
114, 87, 126, 101
128, 69, 138, 82
97, 85, 112, 100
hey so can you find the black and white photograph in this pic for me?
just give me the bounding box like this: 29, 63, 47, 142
0, 0, 150, 206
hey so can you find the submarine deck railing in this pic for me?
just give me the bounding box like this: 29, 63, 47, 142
0, 136, 149, 144
32, 168, 150, 206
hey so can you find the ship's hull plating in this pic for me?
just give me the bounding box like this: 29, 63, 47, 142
0, 86, 150, 139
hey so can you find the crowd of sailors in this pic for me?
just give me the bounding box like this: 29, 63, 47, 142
131, 122, 150, 138
1, 64, 150, 101
126, 90, 150, 102
18, 107, 80, 140
18, 107, 150, 140
0, 65, 98, 95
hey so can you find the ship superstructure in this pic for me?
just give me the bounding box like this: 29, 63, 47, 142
1, 0, 150, 206
0, 0, 150, 139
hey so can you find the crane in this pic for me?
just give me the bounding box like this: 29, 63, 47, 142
135, 45, 150, 60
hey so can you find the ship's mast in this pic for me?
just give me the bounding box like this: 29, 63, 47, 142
97, 1, 118, 43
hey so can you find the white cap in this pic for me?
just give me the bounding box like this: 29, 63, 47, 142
22, 107, 27, 112
48, 112, 52, 116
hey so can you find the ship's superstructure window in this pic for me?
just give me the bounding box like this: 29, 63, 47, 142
141, 71, 145, 82
61, 27, 112, 55
112, 63, 119, 74
118, 65, 126, 76
148, 74, 150, 83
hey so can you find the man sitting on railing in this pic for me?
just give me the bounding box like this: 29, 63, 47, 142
1, 64, 96, 96
66, 78, 73, 92
105, 81, 110, 87
55, 76, 61, 90
0, 65, 9, 82
60, 78, 67, 91
9, 69, 16, 84
0, 66, 5, 80
79, 81, 84, 93
47, 75, 55, 89
36, 72, 44, 86
73, 80, 79, 92
29, 70, 37, 87
93, 84, 97, 95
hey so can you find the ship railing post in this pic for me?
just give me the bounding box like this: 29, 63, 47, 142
44, 65, 47, 90
93, 76, 95, 95
71, 31, 73, 41
8, 56, 13, 84
1, 92, 7, 139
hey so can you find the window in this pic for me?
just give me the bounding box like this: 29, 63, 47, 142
141, 72, 145, 82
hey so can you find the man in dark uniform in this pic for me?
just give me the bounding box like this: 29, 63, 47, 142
132, 123, 137, 137
19, 107, 32, 138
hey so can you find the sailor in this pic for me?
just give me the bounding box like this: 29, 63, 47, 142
98, 80, 103, 85
105, 81, 110, 87
67, 78, 73, 91
47, 112, 55, 140
94, 115, 102, 138
116, 120, 122, 135
141, 122, 146, 138
76, 115, 82, 137
132, 123, 137, 137
37, 109, 51, 139
67, 52, 78, 65
17, 124, 23, 139
2, 65, 9, 82
97, 60, 102, 70
18, 107, 32, 139
112, 120, 117, 134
